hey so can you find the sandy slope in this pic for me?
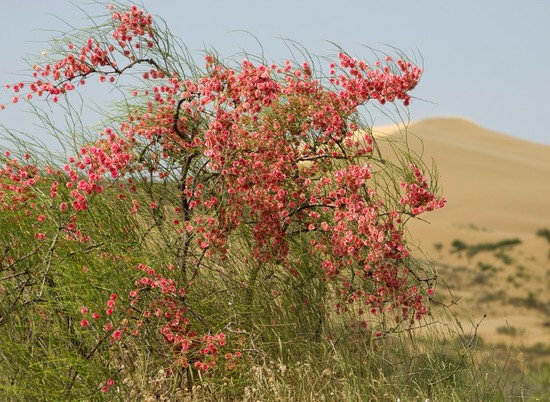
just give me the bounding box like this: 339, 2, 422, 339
374, 117, 550, 346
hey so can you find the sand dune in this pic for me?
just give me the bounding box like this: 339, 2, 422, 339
378, 117, 550, 237
374, 117, 550, 346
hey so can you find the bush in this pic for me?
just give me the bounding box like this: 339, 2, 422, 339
0, 3, 452, 399
536, 228, 550, 244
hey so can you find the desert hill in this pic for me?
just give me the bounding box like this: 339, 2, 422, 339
375, 117, 550, 347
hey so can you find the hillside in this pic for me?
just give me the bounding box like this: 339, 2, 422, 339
376, 117, 550, 347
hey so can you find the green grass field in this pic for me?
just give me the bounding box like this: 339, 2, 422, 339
1, 181, 549, 401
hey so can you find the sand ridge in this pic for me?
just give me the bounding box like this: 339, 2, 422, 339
373, 117, 550, 347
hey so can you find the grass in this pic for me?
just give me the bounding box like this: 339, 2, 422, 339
1, 182, 546, 401
477, 261, 501, 273
451, 238, 522, 258
496, 325, 525, 337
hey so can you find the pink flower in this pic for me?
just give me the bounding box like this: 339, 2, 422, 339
112, 329, 122, 340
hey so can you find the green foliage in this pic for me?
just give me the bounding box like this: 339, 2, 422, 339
451, 239, 468, 253
0, 181, 536, 400
0, 2, 544, 401
536, 228, 550, 244
495, 251, 514, 265
496, 325, 524, 337
450, 238, 522, 258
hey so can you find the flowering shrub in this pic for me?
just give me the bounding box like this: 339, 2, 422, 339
0, 3, 444, 397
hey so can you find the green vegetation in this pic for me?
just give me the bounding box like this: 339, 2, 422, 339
495, 251, 515, 265
536, 228, 550, 244
477, 261, 500, 273
451, 238, 522, 258
450, 239, 469, 254
1, 176, 538, 400
0, 3, 548, 401
496, 325, 524, 337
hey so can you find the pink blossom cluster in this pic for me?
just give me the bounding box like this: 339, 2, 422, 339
332, 53, 422, 107
400, 163, 447, 215
128, 263, 229, 371
1, 5, 155, 107
80, 293, 127, 343
0, 152, 39, 210
1, 3, 444, 380
111, 4, 154, 50
18, 37, 115, 104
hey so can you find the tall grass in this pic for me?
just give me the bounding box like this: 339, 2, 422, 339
0, 181, 542, 400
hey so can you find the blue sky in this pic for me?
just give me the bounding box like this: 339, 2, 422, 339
1, 0, 549, 145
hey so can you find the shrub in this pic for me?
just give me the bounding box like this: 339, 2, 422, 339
451, 239, 468, 253
0, 3, 446, 398
536, 228, 550, 244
